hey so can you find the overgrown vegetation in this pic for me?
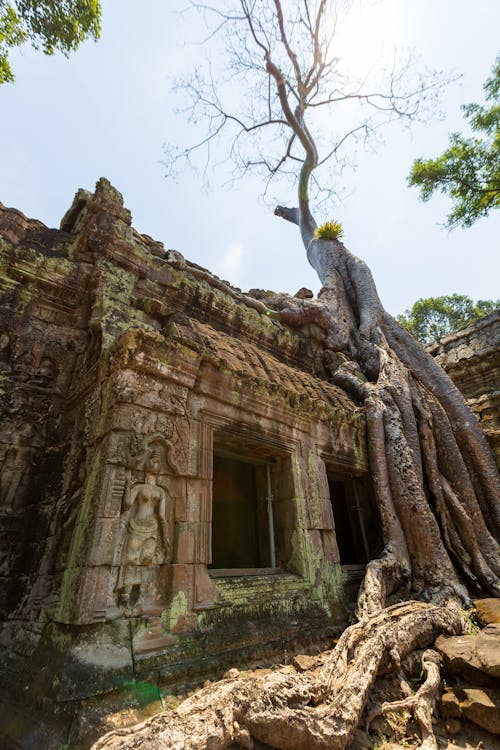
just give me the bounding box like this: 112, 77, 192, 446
313, 220, 344, 241
397, 293, 500, 344
409, 55, 500, 228
0, 0, 101, 83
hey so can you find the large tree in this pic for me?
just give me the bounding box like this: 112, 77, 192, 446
93, 3, 500, 749
408, 55, 500, 228
397, 293, 500, 344
0, 0, 101, 84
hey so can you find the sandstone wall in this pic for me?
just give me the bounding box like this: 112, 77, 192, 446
429, 311, 500, 468
0, 180, 371, 747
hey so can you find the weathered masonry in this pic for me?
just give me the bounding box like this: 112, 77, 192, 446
0, 180, 379, 747
1, 181, 498, 748
429, 310, 500, 470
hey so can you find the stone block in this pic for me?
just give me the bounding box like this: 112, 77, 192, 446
194, 564, 218, 608
293, 654, 320, 672
175, 521, 196, 563
69, 565, 116, 625
308, 529, 323, 558
169, 563, 194, 605
113, 370, 188, 414
170, 476, 187, 522
276, 456, 296, 499
273, 498, 297, 530
186, 479, 211, 524
442, 687, 500, 734
275, 527, 293, 566
88, 517, 121, 565
474, 598, 500, 626
321, 530, 340, 563
476, 624, 500, 678
132, 617, 178, 656
196, 522, 211, 565
436, 623, 500, 684
319, 494, 334, 530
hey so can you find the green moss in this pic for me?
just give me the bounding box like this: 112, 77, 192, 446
325, 563, 346, 602
287, 450, 346, 609
307, 451, 322, 527
92, 259, 148, 350
161, 591, 189, 632
44, 255, 74, 276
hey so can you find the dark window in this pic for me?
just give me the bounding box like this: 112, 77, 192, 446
210, 454, 275, 570
328, 477, 382, 565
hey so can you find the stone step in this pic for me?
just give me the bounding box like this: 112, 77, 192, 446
474, 598, 500, 626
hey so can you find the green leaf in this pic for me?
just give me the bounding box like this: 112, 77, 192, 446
408, 55, 500, 228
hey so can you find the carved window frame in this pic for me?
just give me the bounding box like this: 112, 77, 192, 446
200, 412, 298, 578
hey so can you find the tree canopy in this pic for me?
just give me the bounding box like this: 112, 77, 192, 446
408, 55, 500, 228
0, 0, 101, 84
166, 0, 451, 212
397, 294, 500, 344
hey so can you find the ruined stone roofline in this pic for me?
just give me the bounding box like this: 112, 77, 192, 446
427, 309, 500, 356
1, 180, 334, 383
0, 201, 48, 231
0, 187, 306, 327
0, 201, 66, 253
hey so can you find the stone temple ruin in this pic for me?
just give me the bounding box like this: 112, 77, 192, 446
0, 179, 498, 747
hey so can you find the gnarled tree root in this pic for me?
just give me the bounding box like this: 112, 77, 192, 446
367, 649, 442, 750
91, 603, 464, 750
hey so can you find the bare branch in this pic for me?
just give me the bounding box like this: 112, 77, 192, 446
273, 0, 303, 90
165, 0, 453, 238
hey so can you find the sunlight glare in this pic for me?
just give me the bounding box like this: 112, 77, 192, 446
333, 1, 408, 78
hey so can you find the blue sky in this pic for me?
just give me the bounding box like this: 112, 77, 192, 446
0, 0, 499, 316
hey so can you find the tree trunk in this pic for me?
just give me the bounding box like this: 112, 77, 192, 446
90, 230, 499, 750
90, 185, 499, 750
312, 236, 500, 604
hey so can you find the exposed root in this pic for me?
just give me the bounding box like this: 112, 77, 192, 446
91, 603, 464, 750
367, 649, 442, 750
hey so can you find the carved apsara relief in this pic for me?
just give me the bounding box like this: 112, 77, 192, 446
115, 436, 174, 614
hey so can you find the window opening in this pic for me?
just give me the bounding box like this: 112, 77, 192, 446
210, 454, 276, 570
328, 477, 382, 565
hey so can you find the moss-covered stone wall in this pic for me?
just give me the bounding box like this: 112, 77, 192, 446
0, 179, 371, 747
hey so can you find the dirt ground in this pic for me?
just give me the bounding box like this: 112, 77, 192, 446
99, 656, 500, 750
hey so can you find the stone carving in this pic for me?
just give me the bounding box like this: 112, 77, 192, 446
115, 442, 170, 611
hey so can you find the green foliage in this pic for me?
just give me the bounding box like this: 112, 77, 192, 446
461, 607, 481, 635
313, 220, 344, 241
0, 0, 101, 83
408, 55, 500, 228
397, 293, 500, 344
